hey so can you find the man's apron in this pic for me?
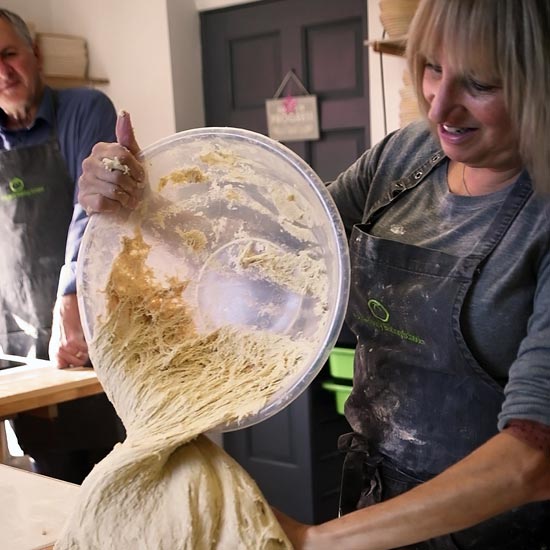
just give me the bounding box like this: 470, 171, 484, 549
339, 155, 550, 549
0, 104, 121, 454
0, 132, 73, 356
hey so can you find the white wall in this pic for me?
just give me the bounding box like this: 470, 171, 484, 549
167, 0, 206, 133
9, 0, 403, 149
9, 0, 187, 148
194, 0, 255, 9
0, 0, 52, 29
50, 0, 180, 149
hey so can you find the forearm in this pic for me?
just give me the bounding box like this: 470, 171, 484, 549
306, 432, 550, 550
49, 293, 88, 368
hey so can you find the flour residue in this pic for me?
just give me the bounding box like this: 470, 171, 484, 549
238, 240, 326, 298
158, 166, 206, 191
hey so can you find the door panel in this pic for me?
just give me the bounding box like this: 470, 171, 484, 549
231, 33, 282, 109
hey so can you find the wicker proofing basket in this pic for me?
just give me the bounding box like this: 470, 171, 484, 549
379, 0, 420, 38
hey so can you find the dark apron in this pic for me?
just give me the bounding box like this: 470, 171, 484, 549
0, 135, 73, 356
0, 100, 121, 454
339, 155, 550, 549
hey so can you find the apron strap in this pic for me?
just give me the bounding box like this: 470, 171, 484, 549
337, 432, 383, 516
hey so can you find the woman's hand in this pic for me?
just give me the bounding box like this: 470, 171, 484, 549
275, 432, 550, 550
79, 111, 145, 214
272, 507, 313, 549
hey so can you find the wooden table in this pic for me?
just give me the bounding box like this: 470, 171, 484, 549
0, 356, 102, 548
0, 354, 103, 418
0, 354, 104, 464
0, 463, 79, 550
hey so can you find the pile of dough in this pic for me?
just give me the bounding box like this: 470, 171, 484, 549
54, 229, 309, 549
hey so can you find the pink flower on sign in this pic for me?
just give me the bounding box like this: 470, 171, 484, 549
283, 95, 297, 114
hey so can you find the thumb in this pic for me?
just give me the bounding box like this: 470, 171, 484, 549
115, 110, 140, 154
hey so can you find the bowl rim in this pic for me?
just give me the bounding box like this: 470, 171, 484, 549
78, 126, 351, 432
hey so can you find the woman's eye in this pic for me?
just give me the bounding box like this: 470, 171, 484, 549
425, 62, 442, 74
468, 78, 498, 93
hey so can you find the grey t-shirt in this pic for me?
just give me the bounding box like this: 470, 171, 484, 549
329, 120, 550, 430
370, 161, 510, 258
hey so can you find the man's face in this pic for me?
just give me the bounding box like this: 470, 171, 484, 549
0, 17, 42, 118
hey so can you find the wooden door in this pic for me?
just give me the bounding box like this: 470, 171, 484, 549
200, 0, 370, 182
200, 0, 365, 523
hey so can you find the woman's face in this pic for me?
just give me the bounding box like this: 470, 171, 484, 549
421, 50, 522, 172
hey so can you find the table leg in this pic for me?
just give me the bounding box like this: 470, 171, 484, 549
0, 420, 10, 464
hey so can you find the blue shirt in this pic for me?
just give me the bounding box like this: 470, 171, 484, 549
0, 86, 117, 295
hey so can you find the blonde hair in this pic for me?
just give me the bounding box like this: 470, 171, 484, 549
406, 0, 550, 194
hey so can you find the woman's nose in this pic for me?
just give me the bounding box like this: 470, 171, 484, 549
427, 78, 462, 124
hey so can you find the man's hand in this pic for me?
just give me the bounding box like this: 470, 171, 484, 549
79, 110, 144, 214
49, 293, 89, 369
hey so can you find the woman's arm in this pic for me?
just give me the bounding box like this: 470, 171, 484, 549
276, 431, 550, 550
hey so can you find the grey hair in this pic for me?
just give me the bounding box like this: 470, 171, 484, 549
0, 9, 34, 47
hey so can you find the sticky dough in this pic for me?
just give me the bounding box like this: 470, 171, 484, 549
54, 229, 302, 549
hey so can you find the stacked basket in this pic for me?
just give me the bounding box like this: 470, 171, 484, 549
36, 33, 88, 80
379, 0, 420, 39
378, 0, 422, 127
322, 347, 355, 415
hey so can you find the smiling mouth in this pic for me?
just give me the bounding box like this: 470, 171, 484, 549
442, 124, 474, 135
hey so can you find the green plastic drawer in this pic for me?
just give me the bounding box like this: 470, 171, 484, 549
328, 346, 355, 380
322, 380, 352, 415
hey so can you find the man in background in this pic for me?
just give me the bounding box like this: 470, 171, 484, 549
0, 8, 123, 483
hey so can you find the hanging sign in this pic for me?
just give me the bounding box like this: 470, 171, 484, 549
266, 70, 320, 142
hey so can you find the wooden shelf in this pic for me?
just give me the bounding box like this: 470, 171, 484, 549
44, 75, 109, 89
365, 37, 407, 57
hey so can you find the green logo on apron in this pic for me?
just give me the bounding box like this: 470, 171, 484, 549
367, 299, 390, 322
1, 177, 45, 201
9, 177, 24, 193
357, 298, 426, 345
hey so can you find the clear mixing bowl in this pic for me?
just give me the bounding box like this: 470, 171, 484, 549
77, 127, 350, 431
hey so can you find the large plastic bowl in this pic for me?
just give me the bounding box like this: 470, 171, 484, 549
77, 127, 350, 431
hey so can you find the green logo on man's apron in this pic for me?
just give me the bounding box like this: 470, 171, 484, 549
1, 177, 45, 201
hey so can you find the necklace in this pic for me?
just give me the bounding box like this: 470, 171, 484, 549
462, 163, 472, 196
